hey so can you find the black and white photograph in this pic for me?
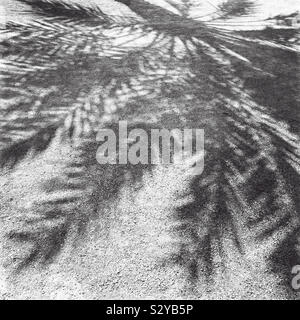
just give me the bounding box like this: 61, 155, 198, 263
0, 0, 299, 302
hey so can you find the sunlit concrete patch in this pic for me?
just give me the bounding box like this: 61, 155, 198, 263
0, 262, 8, 298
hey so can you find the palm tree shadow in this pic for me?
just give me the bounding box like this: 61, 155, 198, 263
2, 1, 299, 296
4, 120, 172, 273
163, 41, 300, 292
230, 41, 300, 291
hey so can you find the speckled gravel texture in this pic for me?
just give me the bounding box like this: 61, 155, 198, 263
0, 0, 299, 301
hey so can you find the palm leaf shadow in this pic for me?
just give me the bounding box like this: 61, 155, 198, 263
4, 120, 169, 272
16, 0, 113, 24
164, 40, 300, 290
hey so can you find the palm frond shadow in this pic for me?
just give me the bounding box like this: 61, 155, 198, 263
15, 0, 133, 26
5, 120, 167, 272
0, 124, 59, 168
165, 78, 299, 292
259, 130, 300, 289
227, 42, 300, 288
165, 115, 299, 291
